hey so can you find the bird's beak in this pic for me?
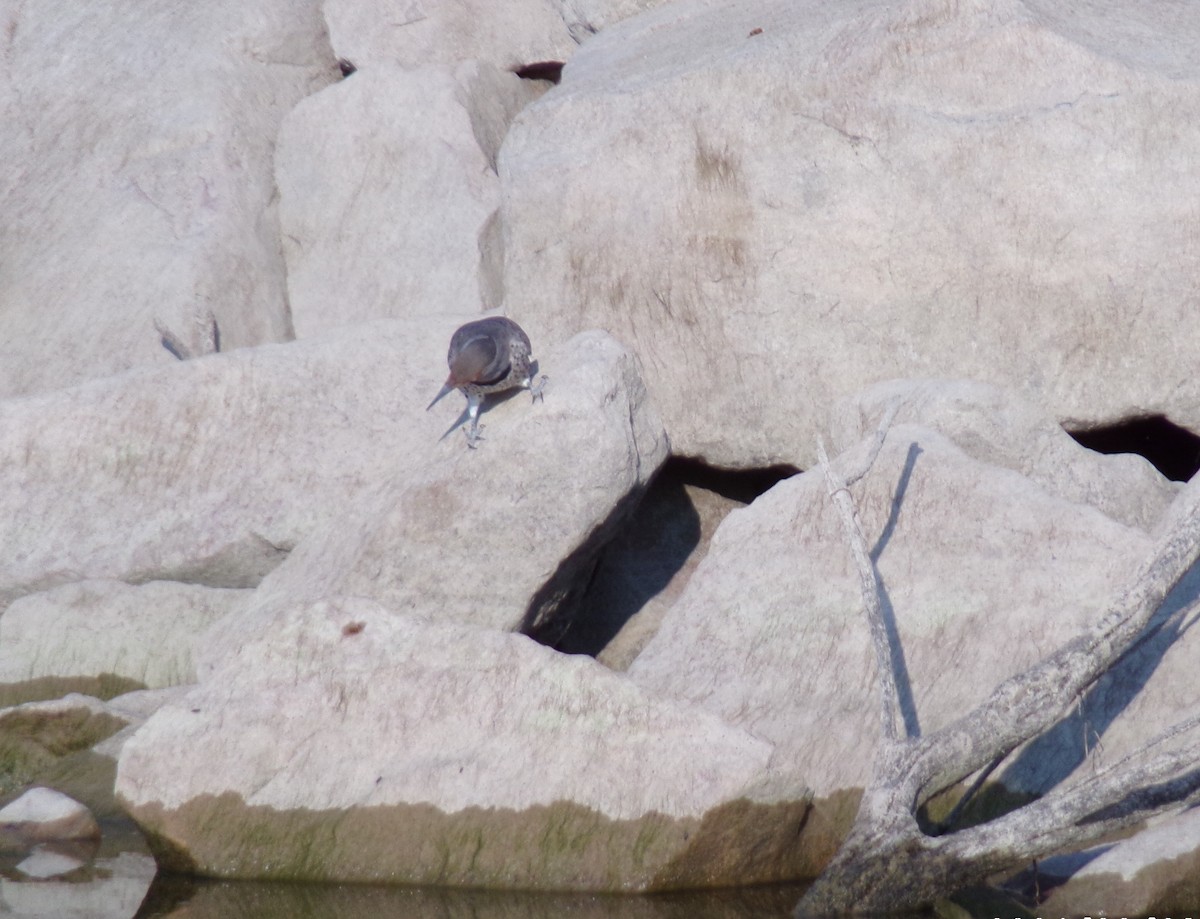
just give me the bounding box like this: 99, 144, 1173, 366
426, 382, 454, 411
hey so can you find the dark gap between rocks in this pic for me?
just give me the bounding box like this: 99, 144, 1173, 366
540, 458, 798, 665
513, 61, 564, 84
1067, 415, 1200, 483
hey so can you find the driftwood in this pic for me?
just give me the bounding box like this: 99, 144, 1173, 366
795, 416, 1200, 915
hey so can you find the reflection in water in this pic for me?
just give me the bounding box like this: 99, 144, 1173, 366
0, 819, 1000, 919
0, 851, 156, 918
134, 874, 810, 919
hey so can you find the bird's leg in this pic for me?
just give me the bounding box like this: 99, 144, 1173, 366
463, 393, 484, 448
527, 374, 549, 404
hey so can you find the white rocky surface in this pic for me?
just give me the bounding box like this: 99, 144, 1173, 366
219, 329, 667, 643
323, 0, 576, 71
827, 379, 1181, 531
0, 788, 99, 843
277, 63, 540, 337
0, 0, 1197, 902
0, 317, 477, 606
0, 581, 246, 690
501, 0, 1200, 468
92, 688, 194, 761
628, 425, 1157, 857
117, 599, 804, 890
0, 0, 337, 397
555, 0, 677, 41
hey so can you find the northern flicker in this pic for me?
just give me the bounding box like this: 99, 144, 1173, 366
426, 316, 547, 448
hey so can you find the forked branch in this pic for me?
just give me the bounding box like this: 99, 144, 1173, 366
797, 429, 1200, 915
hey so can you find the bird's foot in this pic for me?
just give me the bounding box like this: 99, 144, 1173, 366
464, 423, 484, 449
529, 374, 549, 403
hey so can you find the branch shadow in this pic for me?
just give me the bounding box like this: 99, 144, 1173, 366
869, 441, 924, 740
997, 559, 1200, 795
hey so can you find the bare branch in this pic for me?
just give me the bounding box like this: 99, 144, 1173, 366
946, 715, 1200, 865
816, 401, 904, 744
912, 474, 1200, 802
796, 452, 1200, 915
839, 400, 901, 487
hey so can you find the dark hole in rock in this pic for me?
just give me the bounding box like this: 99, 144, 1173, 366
513, 61, 564, 84
665, 456, 802, 504
542, 457, 798, 667
1068, 415, 1200, 483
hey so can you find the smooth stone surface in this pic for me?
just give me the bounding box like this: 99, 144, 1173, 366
0, 0, 336, 396
0, 788, 99, 843
117, 599, 809, 890
1040, 807, 1200, 915
827, 378, 1180, 531
501, 0, 1200, 468
277, 63, 540, 337
0, 580, 247, 690
0, 318, 473, 606
628, 425, 1155, 860
227, 329, 667, 642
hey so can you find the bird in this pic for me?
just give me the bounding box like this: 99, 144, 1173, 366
426, 316, 547, 448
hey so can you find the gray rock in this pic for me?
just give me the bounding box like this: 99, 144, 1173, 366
219, 329, 668, 644
995, 557, 1200, 799
501, 0, 1200, 467
827, 379, 1180, 531
0, 0, 337, 397
117, 599, 808, 891
627, 425, 1154, 867
277, 62, 541, 337
0, 787, 99, 844
0, 318, 473, 606
562, 471, 752, 669
0, 580, 247, 691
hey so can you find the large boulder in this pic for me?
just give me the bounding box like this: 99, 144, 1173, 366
0, 581, 247, 695
0, 0, 337, 397
500, 0, 1200, 467
277, 63, 540, 337
0, 317, 478, 606
0, 787, 100, 845
224, 329, 668, 640
116, 599, 811, 891
827, 379, 1180, 531
627, 424, 1158, 867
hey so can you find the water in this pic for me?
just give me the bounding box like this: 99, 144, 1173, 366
0, 818, 1021, 919
1, 832, 809, 919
